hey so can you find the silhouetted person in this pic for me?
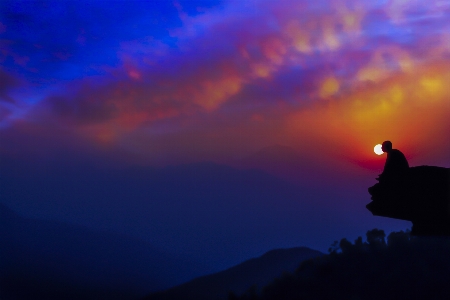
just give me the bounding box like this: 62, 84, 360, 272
368, 141, 450, 236
377, 141, 409, 183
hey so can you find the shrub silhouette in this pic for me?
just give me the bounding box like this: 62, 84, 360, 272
232, 229, 450, 300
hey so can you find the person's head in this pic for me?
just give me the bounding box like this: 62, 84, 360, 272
381, 141, 392, 153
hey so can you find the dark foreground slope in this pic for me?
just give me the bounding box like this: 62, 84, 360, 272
146, 247, 323, 300
233, 229, 450, 300
0, 203, 209, 300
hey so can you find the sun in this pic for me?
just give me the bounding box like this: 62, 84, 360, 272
374, 144, 384, 155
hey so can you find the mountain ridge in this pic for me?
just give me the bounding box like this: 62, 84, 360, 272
0, 203, 212, 300
145, 246, 324, 300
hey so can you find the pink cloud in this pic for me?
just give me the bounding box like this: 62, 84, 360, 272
4, 0, 450, 170
0, 68, 21, 103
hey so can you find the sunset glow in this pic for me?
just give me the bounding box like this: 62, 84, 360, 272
1, 0, 448, 170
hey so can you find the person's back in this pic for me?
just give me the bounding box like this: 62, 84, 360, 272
378, 141, 409, 182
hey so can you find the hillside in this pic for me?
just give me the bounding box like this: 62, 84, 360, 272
0, 203, 210, 300
232, 229, 450, 300
0, 159, 335, 270
146, 247, 323, 300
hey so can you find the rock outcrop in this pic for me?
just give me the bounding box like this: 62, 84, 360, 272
367, 166, 450, 235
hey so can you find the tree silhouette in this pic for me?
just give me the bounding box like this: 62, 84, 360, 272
231, 229, 450, 300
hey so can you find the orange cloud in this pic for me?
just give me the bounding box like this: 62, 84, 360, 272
285, 20, 312, 54
286, 60, 450, 169
11, 0, 449, 169
194, 76, 243, 111
357, 46, 414, 83
320, 77, 340, 98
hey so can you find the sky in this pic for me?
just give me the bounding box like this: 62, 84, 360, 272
1, 0, 450, 271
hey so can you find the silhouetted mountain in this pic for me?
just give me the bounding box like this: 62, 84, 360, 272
0, 203, 210, 300
1, 158, 334, 270
232, 229, 450, 300
145, 247, 323, 300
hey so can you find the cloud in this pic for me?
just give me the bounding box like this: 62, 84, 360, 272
0, 0, 185, 81
285, 60, 450, 169
0, 68, 20, 103
1, 0, 450, 168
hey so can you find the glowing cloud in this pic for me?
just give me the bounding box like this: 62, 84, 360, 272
0, 0, 449, 170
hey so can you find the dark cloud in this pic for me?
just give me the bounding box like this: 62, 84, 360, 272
0, 68, 20, 103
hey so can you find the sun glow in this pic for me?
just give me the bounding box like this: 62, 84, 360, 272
374, 144, 384, 155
